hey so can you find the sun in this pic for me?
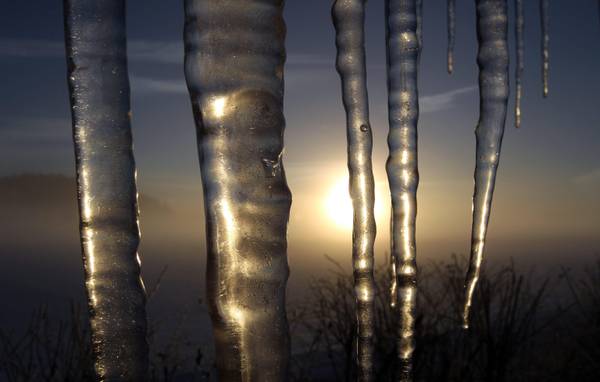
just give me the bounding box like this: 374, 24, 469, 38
324, 176, 384, 230
324, 177, 354, 229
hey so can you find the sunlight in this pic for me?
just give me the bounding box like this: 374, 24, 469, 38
324, 177, 354, 229
211, 96, 227, 118
324, 176, 384, 231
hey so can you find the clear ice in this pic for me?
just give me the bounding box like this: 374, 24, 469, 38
416, 0, 423, 51
183, 0, 292, 380
448, 0, 456, 74
540, 0, 549, 97
463, 0, 510, 329
63, 1, 149, 379
515, 0, 524, 128
332, 0, 377, 380
385, 0, 420, 379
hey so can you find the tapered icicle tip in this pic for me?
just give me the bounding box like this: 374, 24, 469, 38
462, 275, 477, 329
390, 251, 398, 308
462, 318, 470, 330
463, 0, 509, 331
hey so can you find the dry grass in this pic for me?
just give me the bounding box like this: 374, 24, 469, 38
2, 257, 599, 381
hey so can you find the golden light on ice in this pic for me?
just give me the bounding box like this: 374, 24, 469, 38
211, 96, 227, 118
324, 176, 384, 230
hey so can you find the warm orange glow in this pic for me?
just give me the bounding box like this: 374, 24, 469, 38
324, 176, 385, 230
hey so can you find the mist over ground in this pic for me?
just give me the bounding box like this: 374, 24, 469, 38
1, 174, 597, 339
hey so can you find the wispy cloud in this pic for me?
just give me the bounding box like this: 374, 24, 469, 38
130, 76, 187, 94
0, 117, 71, 146
420, 85, 477, 114
0, 38, 331, 68
287, 53, 331, 66
0, 39, 64, 58
572, 168, 600, 185
0, 38, 182, 64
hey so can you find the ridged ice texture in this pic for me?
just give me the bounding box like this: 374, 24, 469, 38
447, 0, 456, 73
63, 1, 149, 380
462, 0, 509, 330
385, 0, 420, 379
332, 1, 377, 380
540, 0, 549, 97
515, 0, 524, 128
183, 1, 291, 381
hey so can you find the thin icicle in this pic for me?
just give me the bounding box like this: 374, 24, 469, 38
515, 0, 524, 128
183, 1, 291, 380
390, 250, 398, 308
416, 0, 423, 51
63, 1, 149, 379
332, 1, 377, 380
447, 0, 456, 73
385, 0, 420, 379
540, 0, 549, 97
462, 0, 510, 329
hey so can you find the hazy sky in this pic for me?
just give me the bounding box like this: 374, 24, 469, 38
0, 0, 599, 277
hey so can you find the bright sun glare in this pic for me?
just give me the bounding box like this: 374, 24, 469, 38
325, 177, 384, 230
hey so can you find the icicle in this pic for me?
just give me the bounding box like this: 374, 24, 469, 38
416, 0, 423, 51
183, 1, 291, 380
390, 250, 398, 308
540, 0, 549, 97
332, 1, 377, 380
447, 0, 456, 73
515, 0, 524, 128
385, 0, 420, 379
462, 0, 510, 330
63, 1, 149, 379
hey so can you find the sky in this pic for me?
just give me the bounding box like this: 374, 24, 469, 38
1, 1, 600, 330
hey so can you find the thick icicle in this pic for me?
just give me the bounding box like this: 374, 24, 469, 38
385, 0, 420, 379
63, 1, 149, 379
183, 1, 292, 380
332, 1, 377, 380
462, 0, 510, 329
515, 0, 524, 128
447, 0, 456, 73
540, 0, 549, 97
